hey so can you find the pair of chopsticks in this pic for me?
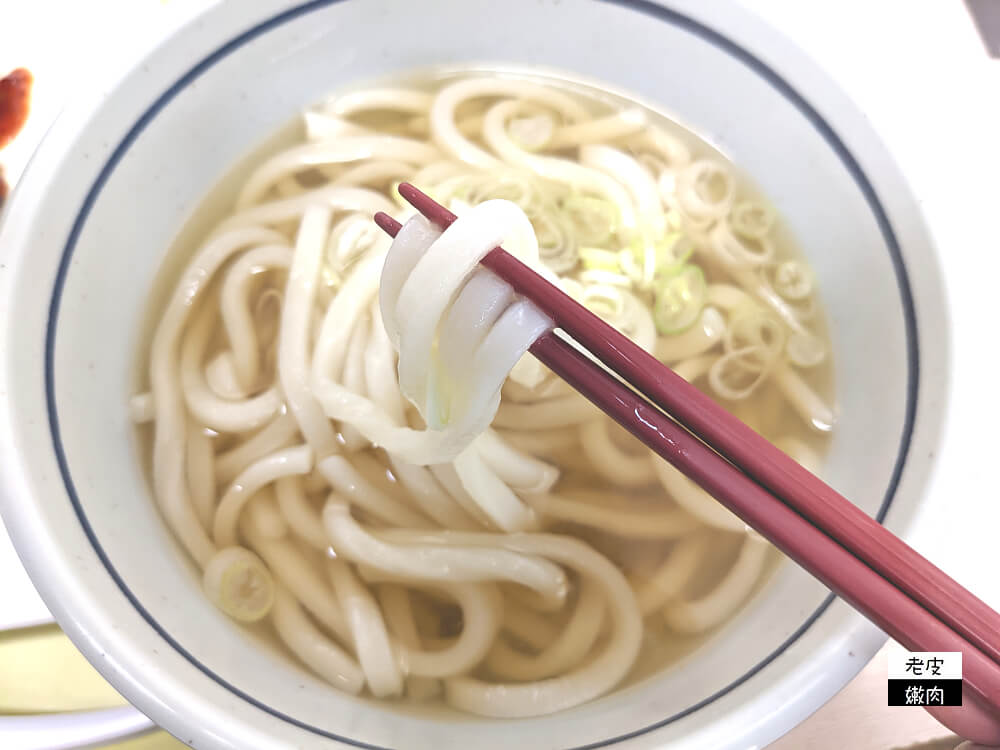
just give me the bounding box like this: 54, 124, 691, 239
374, 183, 1000, 724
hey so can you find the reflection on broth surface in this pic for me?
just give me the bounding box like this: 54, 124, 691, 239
132, 70, 835, 717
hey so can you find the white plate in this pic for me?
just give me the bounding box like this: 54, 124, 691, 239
0, 521, 52, 631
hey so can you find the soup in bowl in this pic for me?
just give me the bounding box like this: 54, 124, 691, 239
0, 1, 948, 748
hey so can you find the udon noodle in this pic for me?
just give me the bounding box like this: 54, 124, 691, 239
132, 72, 835, 717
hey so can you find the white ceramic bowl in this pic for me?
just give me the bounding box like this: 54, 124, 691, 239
0, 1, 952, 748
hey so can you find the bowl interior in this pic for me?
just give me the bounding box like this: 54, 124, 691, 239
2, 1, 943, 748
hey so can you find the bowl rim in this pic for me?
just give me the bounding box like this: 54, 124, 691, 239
0, 0, 946, 747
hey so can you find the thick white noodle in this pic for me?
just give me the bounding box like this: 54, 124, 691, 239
217, 186, 394, 234
663, 536, 769, 633
473, 429, 559, 493
204, 351, 249, 400
579, 418, 656, 488
213, 445, 313, 547
486, 576, 605, 681
327, 559, 404, 698
243, 519, 350, 641
237, 136, 441, 208
180, 308, 283, 433
579, 143, 661, 226
303, 111, 371, 141
325, 88, 434, 118
279, 206, 341, 458
318, 455, 430, 528
312, 202, 551, 465
214, 409, 300, 484
428, 463, 497, 529
271, 585, 364, 694
150, 227, 287, 566
452, 447, 538, 532
630, 126, 692, 171
219, 244, 292, 390
246, 488, 289, 539
324, 502, 568, 604
376, 585, 443, 699
429, 78, 589, 167
186, 421, 216, 532
524, 491, 701, 539
501, 598, 561, 651
773, 363, 836, 432
548, 108, 647, 148
389, 201, 548, 422
274, 476, 329, 550
650, 452, 745, 533
631, 534, 709, 615
338, 310, 372, 451
671, 355, 716, 384
361, 569, 503, 679
415, 531, 642, 718
480, 99, 637, 231
493, 392, 597, 429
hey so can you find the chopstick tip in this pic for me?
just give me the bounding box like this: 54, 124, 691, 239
396, 182, 457, 227
373, 211, 401, 238
396, 181, 418, 200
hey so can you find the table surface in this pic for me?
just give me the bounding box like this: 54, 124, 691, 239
2, 1, 998, 748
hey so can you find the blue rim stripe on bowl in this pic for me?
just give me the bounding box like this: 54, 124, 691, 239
42, 0, 919, 747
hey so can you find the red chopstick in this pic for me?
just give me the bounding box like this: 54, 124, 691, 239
389, 182, 1000, 668
373, 186, 1000, 721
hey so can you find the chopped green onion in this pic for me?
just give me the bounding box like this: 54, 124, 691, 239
657, 232, 694, 270
627, 232, 692, 271
561, 194, 619, 246
529, 207, 577, 273
771, 260, 813, 300
653, 264, 706, 335
622, 231, 695, 289
729, 200, 775, 240
723, 303, 786, 369
581, 284, 625, 320
617, 246, 642, 285
578, 269, 632, 287
786, 330, 826, 367
579, 247, 620, 272
508, 114, 555, 151
203, 547, 275, 623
